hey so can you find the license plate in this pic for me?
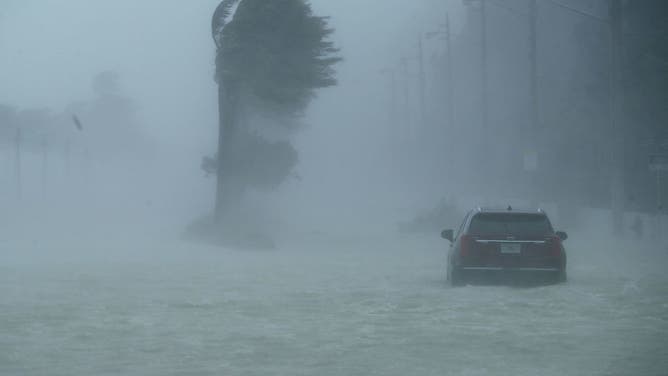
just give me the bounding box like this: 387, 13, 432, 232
500, 243, 521, 254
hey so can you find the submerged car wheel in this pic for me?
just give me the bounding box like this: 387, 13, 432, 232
545, 270, 567, 285
449, 266, 465, 287
557, 269, 567, 284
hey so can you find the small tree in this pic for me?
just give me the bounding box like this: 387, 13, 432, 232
211, 0, 341, 221
0, 104, 18, 149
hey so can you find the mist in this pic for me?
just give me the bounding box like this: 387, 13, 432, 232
1, 0, 444, 240
1, 1, 667, 375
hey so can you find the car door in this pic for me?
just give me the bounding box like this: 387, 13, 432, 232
449, 212, 471, 264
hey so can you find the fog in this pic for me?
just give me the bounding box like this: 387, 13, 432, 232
1, 1, 667, 375
1, 0, 457, 239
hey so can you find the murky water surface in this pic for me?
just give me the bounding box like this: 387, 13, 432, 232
2, 235, 667, 376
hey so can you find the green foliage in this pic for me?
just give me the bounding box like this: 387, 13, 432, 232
560, 1, 668, 210
209, 0, 340, 197
624, 0, 668, 140
223, 131, 299, 190
212, 0, 242, 48
215, 0, 341, 117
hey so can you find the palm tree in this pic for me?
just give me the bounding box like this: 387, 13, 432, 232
211, 0, 341, 222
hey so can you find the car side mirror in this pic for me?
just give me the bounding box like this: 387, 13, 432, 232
441, 229, 454, 242
556, 231, 568, 241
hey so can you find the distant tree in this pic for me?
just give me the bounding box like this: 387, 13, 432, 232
621, 0, 668, 211
65, 71, 146, 158
0, 105, 54, 151
211, 0, 341, 220
564, 0, 668, 212
0, 104, 18, 149
16, 108, 53, 149
623, 0, 668, 144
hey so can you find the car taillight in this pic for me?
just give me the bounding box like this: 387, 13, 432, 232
549, 236, 562, 257
460, 235, 473, 257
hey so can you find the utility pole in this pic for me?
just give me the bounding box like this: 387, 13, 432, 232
42, 136, 48, 197
418, 34, 427, 132
425, 10, 456, 174
528, 0, 539, 204
529, 0, 538, 133
445, 12, 456, 175
381, 67, 398, 154
481, 0, 489, 136
15, 127, 21, 200
445, 12, 455, 132
610, 0, 625, 235
400, 56, 412, 142
480, 0, 490, 195
388, 69, 398, 134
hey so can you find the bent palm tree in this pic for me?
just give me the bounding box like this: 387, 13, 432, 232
211, 0, 341, 223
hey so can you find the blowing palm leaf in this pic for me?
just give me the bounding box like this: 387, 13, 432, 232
211, 0, 243, 48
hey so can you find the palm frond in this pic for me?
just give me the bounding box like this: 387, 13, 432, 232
212, 0, 243, 48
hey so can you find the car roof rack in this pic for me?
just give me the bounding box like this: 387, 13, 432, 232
475, 206, 546, 214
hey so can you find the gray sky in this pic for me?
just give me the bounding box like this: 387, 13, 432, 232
1, 0, 461, 148
1, 0, 220, 149
0, 0, 466, 221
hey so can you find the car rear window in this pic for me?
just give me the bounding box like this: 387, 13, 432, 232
468, 213, 553, 237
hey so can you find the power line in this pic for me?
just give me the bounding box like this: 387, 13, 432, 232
487, 0, 609, 25
546, 1, 667, 37
543, 0, 608, 23
487, 0, 529, 18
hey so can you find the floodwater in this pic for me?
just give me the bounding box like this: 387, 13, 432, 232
2, 223, 667, 376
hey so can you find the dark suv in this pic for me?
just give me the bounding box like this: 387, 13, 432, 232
441, 208, 568, 286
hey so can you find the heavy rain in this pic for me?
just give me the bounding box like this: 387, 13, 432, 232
1, 1, 667, 375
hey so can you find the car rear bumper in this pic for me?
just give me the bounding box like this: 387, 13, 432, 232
454, 266, 566, 284
460, 267, 560, 272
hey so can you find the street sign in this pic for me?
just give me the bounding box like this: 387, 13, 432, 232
649, 154, 668, 172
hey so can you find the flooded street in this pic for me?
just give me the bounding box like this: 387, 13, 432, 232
2, 230, 666, 376
2, 0, 667, 375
